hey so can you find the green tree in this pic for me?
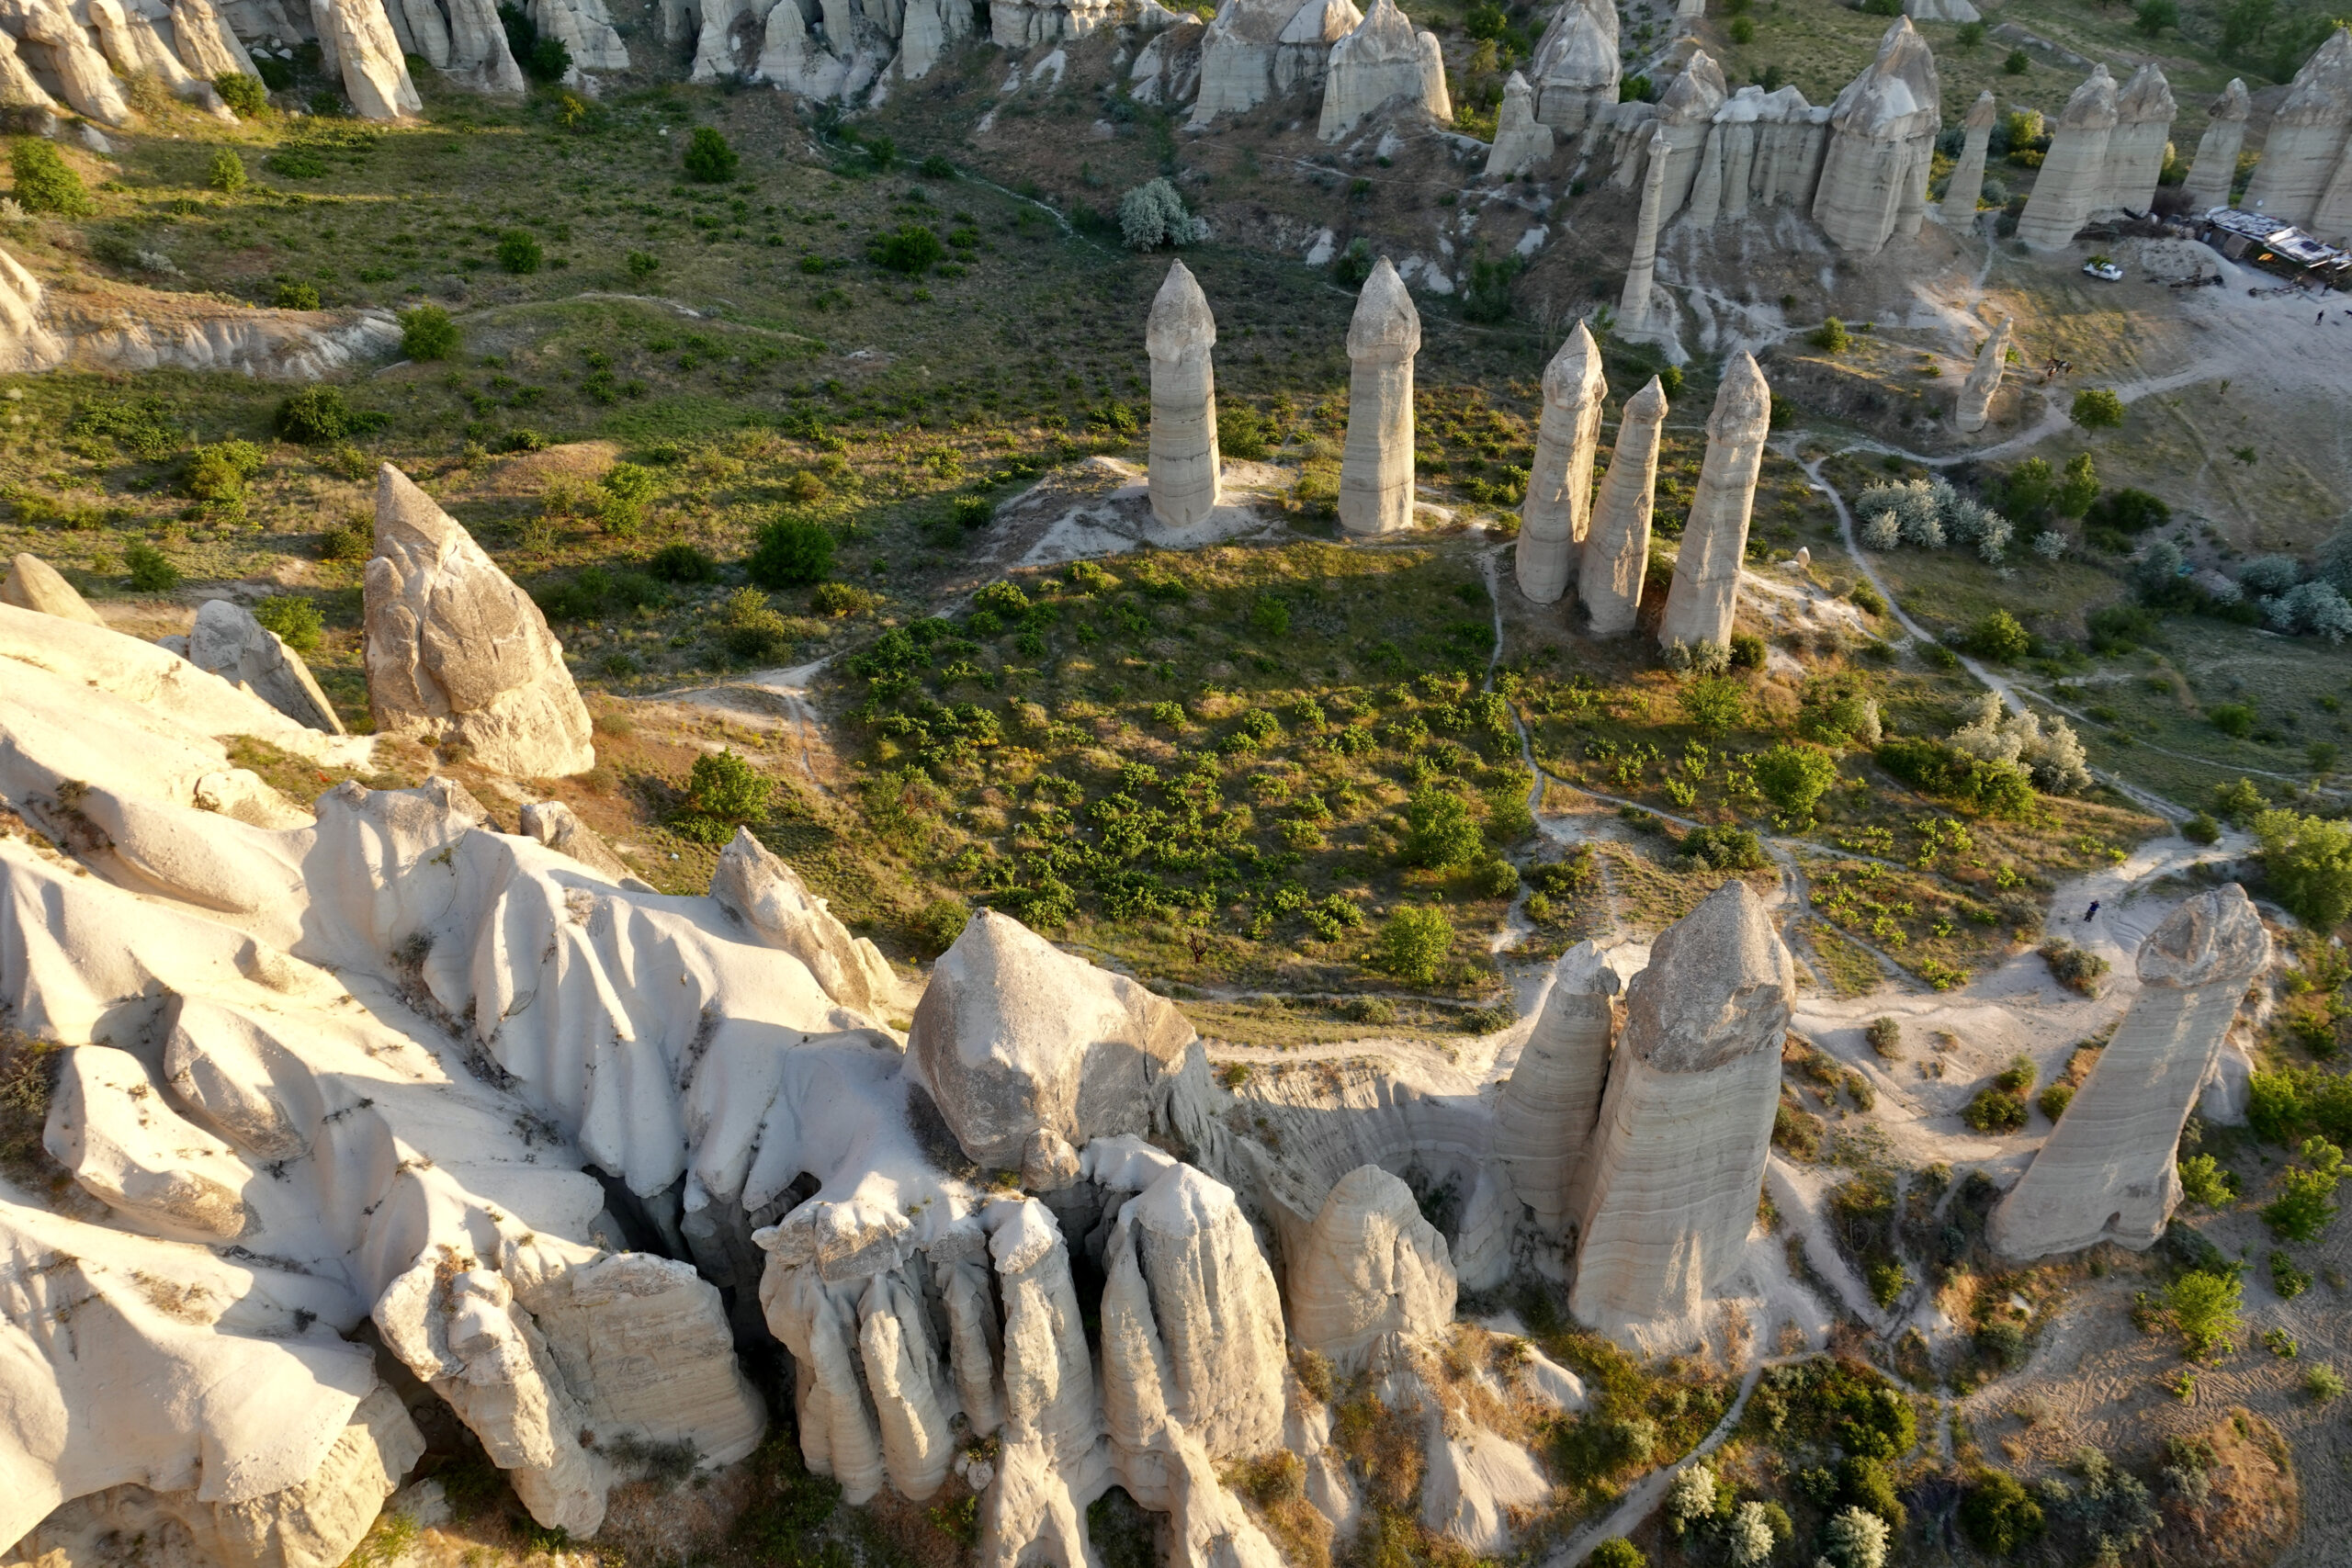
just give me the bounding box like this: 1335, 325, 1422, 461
400, 304, 460, 361
1402, 788, 1485, 870
870, 223, 945, 276
2004, 47, 2031, 72
745, 518, 835, 588
2262, 1136, 2344, 1242
275, 386, 356, 444
2072, 388, 2127, 430
1965, 610, 2031, 660
11, 138, 93, 215
1753, 741, 1839, 822
2168, 1269, 2243, 1359
672, 749, 773, 843
2178, 1153, 2238, 1208
208, 147, 247, 193
683, 126, 739, 183
2055, 453, 2098, 517
2255, 808, 2352, 931
1587, 1541, 1645, 1568
1960, 1472, 2044, 1556
1811, 317, 1849, 353
2134, 0, 2178, 33
1369, 906, 1453, 984
1676, 674, 1746, 737
213, 73, 268, 118
496, 229, 543, 274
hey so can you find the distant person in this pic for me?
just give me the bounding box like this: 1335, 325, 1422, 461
2085, 899, 2101, 921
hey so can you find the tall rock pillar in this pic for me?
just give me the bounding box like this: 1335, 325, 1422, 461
2182, 78, 2251, 211
1495, 941, 1628, 1235
1988, 886, 2270, 1260
1810, 17, 1942, 254
1940, 89, 1996, 226
2101, 62, 2177, 216
1338, 257, 1421, 536
1513, 321, 1607, 604
1954, 317, 2011, 434
1618, 131, 1672, 340
1578, 377, 1668, 637
1657, 353, 1770, 654
1146, 260, 1221, 530
2016, 64, 2120, 250
1569, 882, 1794, 1333
2242, 28, 2352, 229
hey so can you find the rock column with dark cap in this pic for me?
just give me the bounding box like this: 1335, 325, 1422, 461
1146, 260, 1221, 530
1513, 321, 1607, 604
1657, 352, 1770, 652
1569, 881, 1795, 1330
1339, 257, 1421, 536
1989, 886, 2270, 1259
1580, 376, 1668, 637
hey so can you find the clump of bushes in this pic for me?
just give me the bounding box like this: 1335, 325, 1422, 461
2038, 939, 2109, 996
1962, 1054, 2036, 1132
1117, 177, 1205, 250
123, 541, 179, 592
11, 139, 93, 216
252, 594, 322, 652
400, 304, 460, 362
746, 517, 835, 588
672, 748, 771, 844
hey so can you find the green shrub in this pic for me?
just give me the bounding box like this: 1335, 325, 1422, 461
1474, 858, 1520, 898
1753, 740, 1838, 821
1729, 631, 1767, 670
2004, 47, 2030, 72
276, 386, 360, 445
123, 541, 180, 592
2262, 1135, 2344, 1242
2309, 1363, 2346, 1401
2071, 387, 2127, 430
810, 581, 879, 616
648, 542, 717, 583
2177, 1153, 2238, 1208
1866, 1017, 1902, 1057
1679, 823, 1767, 872
273, 278, 321, 310
604, 461, 656, 504
1221, 402, 1269, 459
1402, 788, 1484, 870
208, 147, 247, 193
252, 594, 323, 652
2038, 939, 2109, 996
1960, 1471, 2044, 1556
2038, 1082, 2075, 1120
1812, 317, 1850, 353
1675, 674, 1746, 737
1874, 737, 2035, 818
2169, 1268, 2243, 1359
1964, 609, 2031, 660
400, 304, 460, 361
2182, 810, 2221, 844
671, 748, 772, 844
626, 250, 660, 280
1369, 906, 1453, 984
683, 126, 740, 183
11, 139, 93, 216
1586, 1540, 1645, 1568
213, 73, 267, 118
499, 427, 548, 453
870, 223, 944, 275
1962, 1083, 2030, 1133
745, 518, 835, 588
2210, 703, 2256, 739
2256, 809, 2352, 931
183, 439, 263, 505
496, 229, 543, 274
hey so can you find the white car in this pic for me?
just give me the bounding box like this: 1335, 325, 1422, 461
2083, 258, 2124, 281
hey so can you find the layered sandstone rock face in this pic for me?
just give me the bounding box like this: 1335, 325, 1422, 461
1285, 1164, 1456, 1364
1570, 881, 1794, 1331
1617, 130, 1672, 336
1681, 84, 1833, 226
313, 0, 424, 117
1514, 320, 1605, 604
1192, 0, 1349, 122
2245, 28, 2352, 237
1809, 17, 1939, 253
173, 0, 261, 77
1338, 257, 1420, 536
1526, 0, 1614, 130
1645, 48, 1727, 217
1, 551, 103, 624
1657, 352, 1770, 653
1955, 316, 2011, 434
1941, 88, 1996, 225
2183, 77, 2251, 212
1494, 940, 1628, 1235
2017, 64, 2120, 250
1317, 0, 1448, 140
909, 909, 1197, 1168
2100, 62, 2177, 217
187, 597, 346, 735
1484, 69, 1554, 176
1579, 377, 1668, 636
1989, 886, 2270, 1259
364, 464, 595, 777
1146, 259, 1222, 529
18, 0, 131, 123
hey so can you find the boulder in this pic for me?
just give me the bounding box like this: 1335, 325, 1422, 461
1284, 1164, 1456, 1365
907, 909, 1195, 1168
363, 463, 595, 777
187, 597, 346, 735
1, 551, 104, 624
518, 798, 645, 887
173, 0, 262, 77
709, 826, 899, 1019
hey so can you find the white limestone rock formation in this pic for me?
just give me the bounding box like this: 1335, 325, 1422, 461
0, 243, 401, 379
0, 26, 59, 111
1526, 0, 1615, 131
1617, 136, 1671, 341
1989, 886, 2270, 1259
1316, 0, 1448, 141
1494, 941, 1628, 1235
1191, 0, 1293, 123
1657, 351, 1770, 653
2100, 62, 2176, 216
86, 0, 197, 90
755, 0, 852, 97
1274, 0, 1355, 94
1941, 88, 1996, 225
2245, 28, 2352, 234
364, 463, 595, 777
1579, 376, 1667, 637
889, 0, 977, 84
1484, 70, 1554, 176
1570, 881, 1794, 1335
315, 0, 424, 116
1286, 1164, 1456, 1365
2183, 77, 2251, 212
1338, 256, 1419, 536
2, 551, 104, 624
529, 0, 628, 71
1903, 0, 1974, 18
439, 0, 526, 90
1809, 17, 1939, 253
908, 909, 1196, 1168
173, 0, 261, 77
518, 797, 644, 887
1147, 259, 1221, 529
1644, 49, 1727, 218
1681, 85, 1833, 226
187, 597, 346, 735
1954, 316, 2011, 434
2017, 64, 2119, 251
711, 826, 899, 1018
17, 0, 131, 124
1514, 320, 1605, 604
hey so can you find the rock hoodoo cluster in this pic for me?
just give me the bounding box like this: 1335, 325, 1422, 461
1190, 0, 1357, 124
1808, 16, 1941, 254
2243, 27, 2352, 240
1316, 0, 1449, 140
2016, 62, 2177, 250
1989, 886, 2271, 1259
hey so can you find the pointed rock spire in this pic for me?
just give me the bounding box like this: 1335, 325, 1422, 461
1146, 260, 1222, 530
1514, 320, 1607, 604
